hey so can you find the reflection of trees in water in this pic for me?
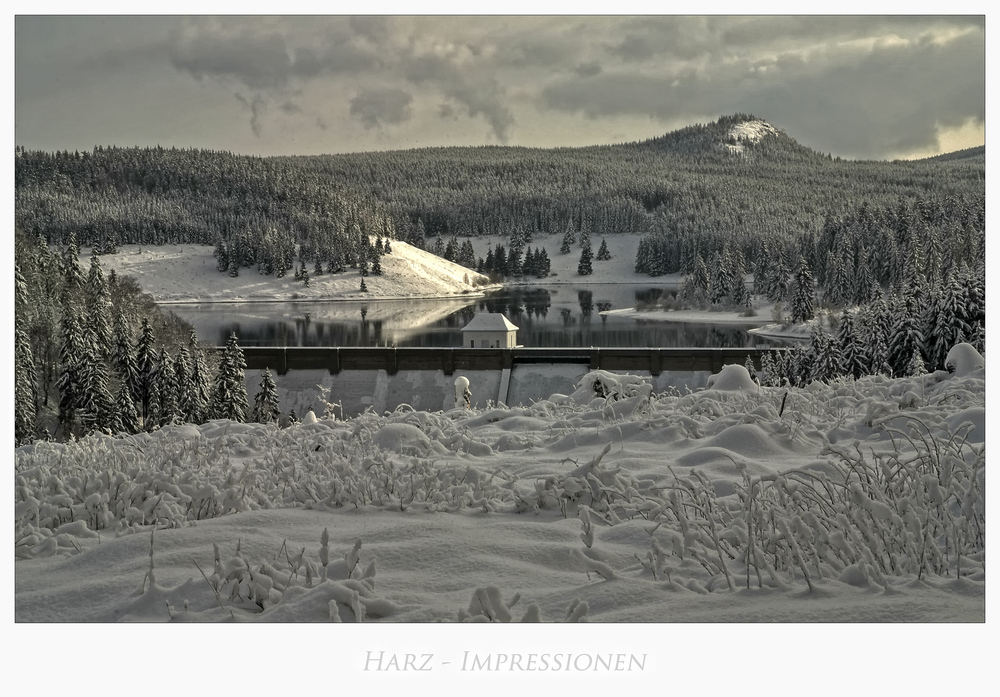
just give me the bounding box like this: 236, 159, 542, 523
578, 290, 593, 321
479, 288, 551, 321
634, 288, 677, 306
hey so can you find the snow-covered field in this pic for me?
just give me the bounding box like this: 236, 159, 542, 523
16, 352, 985, 618
470, 232, 680, 287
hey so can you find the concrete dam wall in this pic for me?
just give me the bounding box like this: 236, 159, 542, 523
234, 347, 782, 419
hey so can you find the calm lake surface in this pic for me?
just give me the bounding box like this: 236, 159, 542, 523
168, 285, 784, 349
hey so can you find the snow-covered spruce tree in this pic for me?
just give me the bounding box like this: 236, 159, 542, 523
14, 326, 38, 446
791, 257, 815, 323
78, 337, 116, 435
596, 238, 612, 261
215, 237, 229, 272
807, 326, 841, 383
577, 240, 593, 276
709, 249, 736, 305
111, 378, 140, 434
156, 349, 183, 427
187, 331, 212, 424
55, 311, 88, 436
905, 348, 927, 377
836, 308, 867, 379
681, 253, 710, 302
111, 311, 138, 401
887, 294, 925, 377
767, 252, 790, 304
85, 254, 113, 357
211, 332, 249, 422
252, 368, 281, 424
560, 223, 575, 254
861, 298, 893, 376
174, 344, 193, 422
60, 231, 85, 302
133, 318, 157, 422
758, 351, 780, 387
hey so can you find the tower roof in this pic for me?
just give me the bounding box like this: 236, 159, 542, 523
460, 312, 519, 332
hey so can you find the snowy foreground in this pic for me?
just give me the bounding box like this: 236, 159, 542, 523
15, 346, 986, 629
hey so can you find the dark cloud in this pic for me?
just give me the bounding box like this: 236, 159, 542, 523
349, 88, 414, 129
234, 93, 268, 137
574, 61, 602, 77
494, 36, 577, 68
402, 50, 515, 142
168, 21, 378, 90
349, 16, 392, 45
542, 28, 984, 158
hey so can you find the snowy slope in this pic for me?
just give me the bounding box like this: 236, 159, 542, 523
97, 240, 500, 303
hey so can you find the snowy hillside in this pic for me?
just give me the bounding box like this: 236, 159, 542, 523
15, 346, 985, 625
97, 240, 500, 304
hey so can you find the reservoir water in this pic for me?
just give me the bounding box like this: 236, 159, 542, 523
168, 285, 783, 349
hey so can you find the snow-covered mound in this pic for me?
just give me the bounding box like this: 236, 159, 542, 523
705, 364, 758, 393
945, 342, 985, 377
14, 357, 985, 623
96, 241, 499, 303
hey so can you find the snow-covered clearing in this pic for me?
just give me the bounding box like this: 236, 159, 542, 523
97, 241, 501, 304
471, 232, 675, 287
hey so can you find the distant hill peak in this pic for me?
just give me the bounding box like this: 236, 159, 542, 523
638, 113, 791, 157
718, 118, 779, 155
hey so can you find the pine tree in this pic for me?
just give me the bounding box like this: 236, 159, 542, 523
215, 237, 229, 272
111, 380, 140, 434
78, 335, 115, 435
759, 351, 780, 387
61, 231, 85, 304
56, 312, 87, 435
14, 326, 38, 446
836, 309, 867, 379
252, 368, 281, 424
560, 223, 575, 254
134, 318, 157, 421
360, 278, 368, 293
85, 254, 113, 356
596, 238, 612, 261
887, 294, 924, 377
577, 240, 593, 276
791, 257, 815, 323
156, 349, 182, 426
807, 327, 841, 383
188, 331, 212, 424
862, 299, 893, 376
709, 249, 735, 305
905, 348, 927, 377
211, 333, 249, 422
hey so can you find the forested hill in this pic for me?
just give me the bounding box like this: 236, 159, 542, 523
15, 113, 984, 263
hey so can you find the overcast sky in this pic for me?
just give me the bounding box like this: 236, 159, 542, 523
12, 12, 987, 160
